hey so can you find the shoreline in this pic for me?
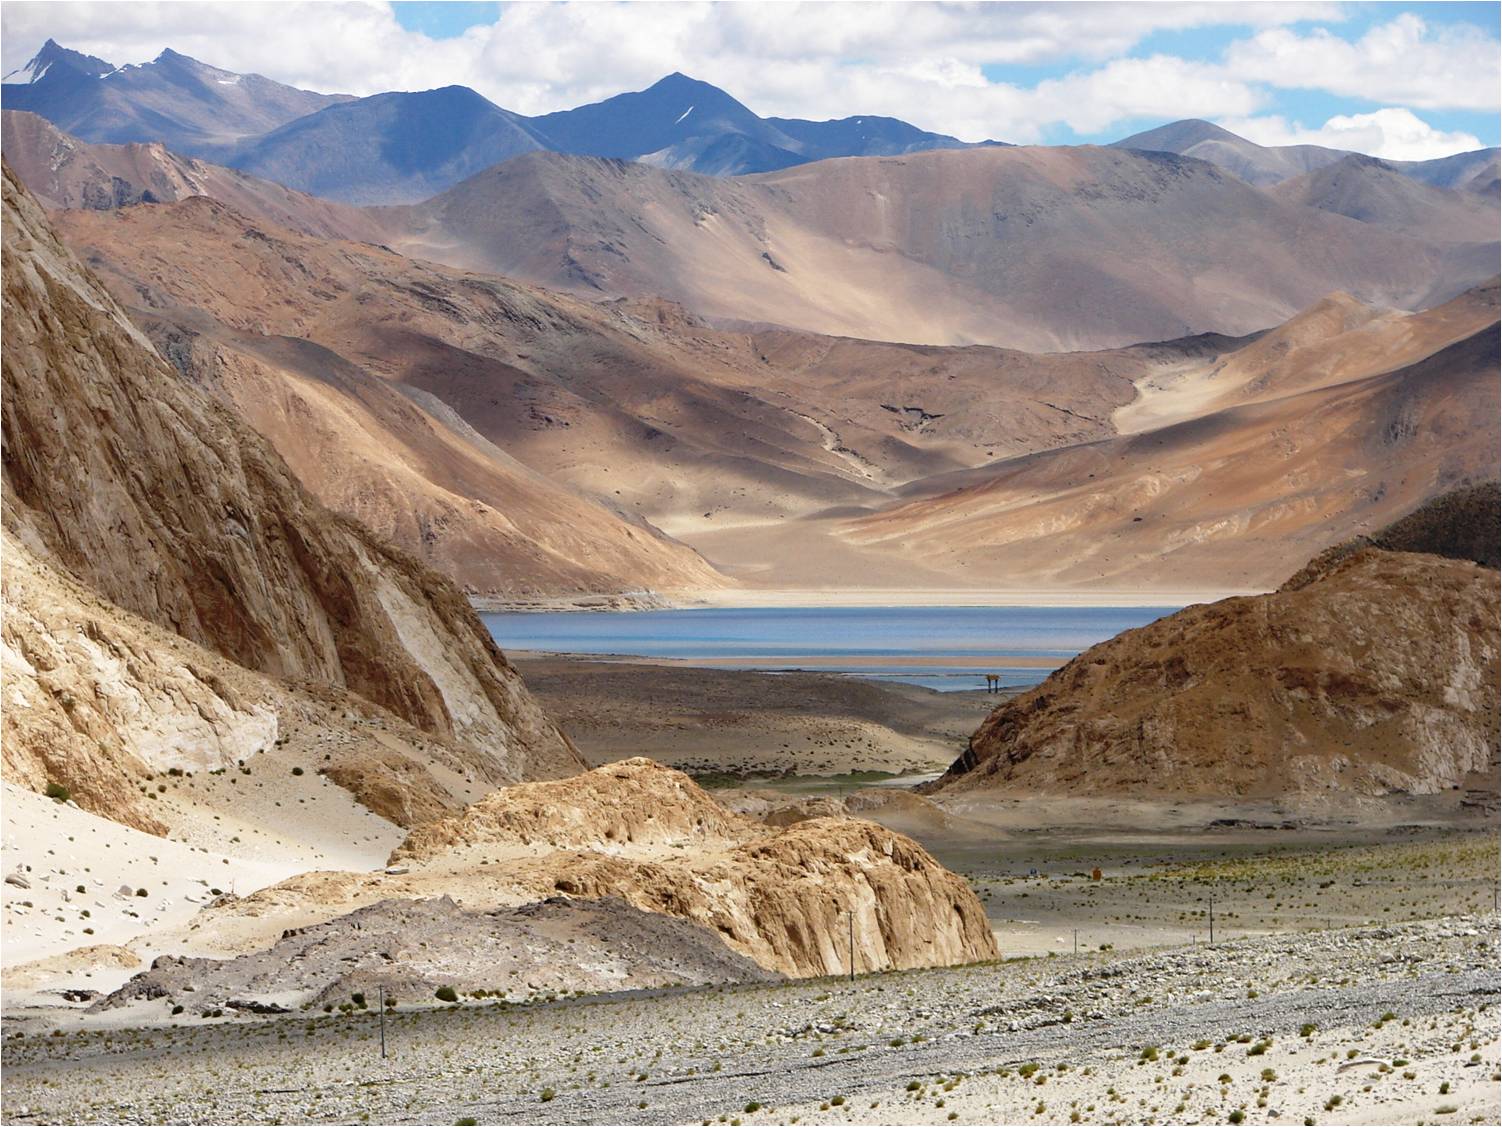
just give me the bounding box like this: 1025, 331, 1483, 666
508, 649, 1066, 669
473, 586, 1261, 614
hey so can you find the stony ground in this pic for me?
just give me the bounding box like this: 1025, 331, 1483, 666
4, 916, 1495, 1125
510, 656, 997, 776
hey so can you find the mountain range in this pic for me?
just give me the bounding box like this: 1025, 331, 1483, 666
28, 121, 1498, 595
2, 39, 1497, 598
1113, 117, 1501, 192
381, 144, 1497, 350
10, 39, 1495, 206
3, 42, 993, 202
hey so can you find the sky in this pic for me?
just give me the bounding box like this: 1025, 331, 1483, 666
2, 1, 1498, 160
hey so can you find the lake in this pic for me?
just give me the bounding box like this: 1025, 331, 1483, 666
482, 605, 1179, 691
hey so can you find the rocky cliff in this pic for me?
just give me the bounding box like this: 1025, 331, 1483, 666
188, 760, 999, 979
931, 548, 1499, 800
1, 162, 582, 827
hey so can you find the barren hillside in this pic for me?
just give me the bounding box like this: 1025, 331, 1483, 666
52, 196, 1190, 574
1, 109, 382, 241
2, 163, 582, 833
382, 145, 1495, 350
836, 297, 1499, 591
928, 546, 1499, 801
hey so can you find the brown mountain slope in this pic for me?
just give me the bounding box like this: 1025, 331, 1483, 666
1, 163, 582, 824
928, 548, 1499, 801
836, 308, 1500, 592
1270, 154, 1501, 244
1115, 281, 1499, 433
41, 197, 729, 601
51, 197, 1198, 569
382, 146, 1493, 351
1, 109, 382, 242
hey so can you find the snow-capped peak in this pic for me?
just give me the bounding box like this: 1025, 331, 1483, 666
3, 58, 51, 84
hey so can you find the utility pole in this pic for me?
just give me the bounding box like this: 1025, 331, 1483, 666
378, 985, 386, 1059
848, 909, 856, 982
1073, 928, 1078, 956
1208, 888, 1215, 946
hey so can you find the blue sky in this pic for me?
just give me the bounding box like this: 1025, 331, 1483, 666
6, 2, 1499, 158
392, 1, 500, 38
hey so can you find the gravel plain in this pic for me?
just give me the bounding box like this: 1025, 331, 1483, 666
4, 915, 1496, 1126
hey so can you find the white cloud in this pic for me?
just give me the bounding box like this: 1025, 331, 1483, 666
1224, 13, 1500, 111
1220, 108, 1487, 161
0, 0, 1326, 142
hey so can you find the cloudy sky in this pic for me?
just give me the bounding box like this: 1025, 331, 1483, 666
3, 1, 1498, 159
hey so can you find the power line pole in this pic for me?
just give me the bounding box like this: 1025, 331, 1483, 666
1208, 888, 1215, 946
378, 985, 386, 1059
848, 909, 856, 982
1073, 928, 1078, 956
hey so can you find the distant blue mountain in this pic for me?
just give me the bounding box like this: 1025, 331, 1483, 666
530, 73, 996, 175
1, 39, 349, 152
2, 42, 1005, 202
532, 73, 802, 165
228, 86, 550, 204
767, 114, 1000, 159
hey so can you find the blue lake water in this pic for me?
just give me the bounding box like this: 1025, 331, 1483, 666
482, 605, 1179, 692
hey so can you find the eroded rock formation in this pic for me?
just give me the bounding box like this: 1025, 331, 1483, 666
187, 760, 999, 979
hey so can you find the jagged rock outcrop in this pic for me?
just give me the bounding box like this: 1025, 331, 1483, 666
931, 548, 1499, 800
1, 161, 582, 826
394, 758, 755, 858
188, 760, 999, 978
513, 816, 997, 977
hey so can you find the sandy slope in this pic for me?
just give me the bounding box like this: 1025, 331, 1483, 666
836, 321, 1499, 592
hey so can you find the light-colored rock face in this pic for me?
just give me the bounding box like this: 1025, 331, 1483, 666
193, 760, 999, 979
0, 532, 269, 834
932, 549, 1499, 801
393, 758, 757, 860
1, 162, 583, 826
